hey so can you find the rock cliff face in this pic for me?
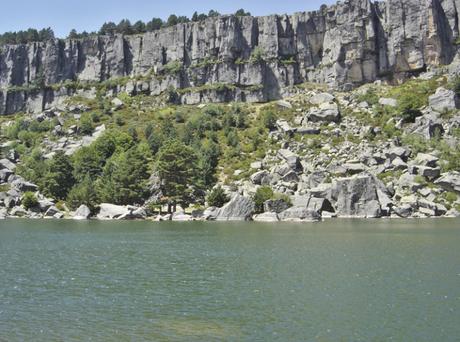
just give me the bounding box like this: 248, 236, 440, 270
1, 0, 459, 114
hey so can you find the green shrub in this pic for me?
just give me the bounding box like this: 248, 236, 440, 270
449, 76, 460, 97
356, 88, 379, 106
273, 193, 292, 207
79, 113, 94, 135
22, 192, 38, 209
261, 110, 277, 131
249, 46, 265, 65
206, 186, 229, 208
397, 92, 423, 123
164, 60, 182, 74
444, 192, 458, 204
115, 115, 125, 126
253, 186, 274, 213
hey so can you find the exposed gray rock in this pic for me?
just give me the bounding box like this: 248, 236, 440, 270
44, 206, 61, 218
277, 149, 300, 170
171, 212, 193, 221
111, 98, 124, 110
10, 178, 38, 192
74, 205, 91, 220
410, 114, 445, 140
0, 169, 13, 182
434, 172, 460, 193
296, 127, 321, 135
330, 175, 382, 218
429, 87, 458, 112
278, 207, 321, 222
306, 197, 335, 214
276, 120, 295, 134
276, 100, 292, 109
307, 103, 340, 123
0, 159, 16, 171
38, 198, 55, 212
131, 207, 147, 219
250, 170, 271, 185
393, 204, 413, 218
203, 207, 220, 221
97, 203, 130, 220
414, 153, 439, 168
215, 195, 255, 221
0, 0, 458, 114
408, 165, 441, 180
386, 147, 411, 162
253, 212, 279, 222
310, 93, 334, 105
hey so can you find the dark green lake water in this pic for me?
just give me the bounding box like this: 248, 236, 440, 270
0, 219, 459, 341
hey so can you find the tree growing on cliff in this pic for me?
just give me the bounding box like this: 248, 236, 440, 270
132, 21, 146, 34
146, 18, 163, 31
166, 15, 179, 27
208, 10, 220, 17
99, 22, 117, 35
117, 19, 133, 35
235, 9, 251, 16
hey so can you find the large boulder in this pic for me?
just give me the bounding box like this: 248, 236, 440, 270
330, 175, 382, 218
171, 212, 193, 221
278, 207, 321, 222
414, 153, 439, 168
215, 195, 255, 221
253, 212, 280, 222
0, 169, 13, 183
0, 159, 16, 171
385, 147, 411, 162
74, 205, 91, 220
277, 149, 300, 170
309, 92, 335, 105
307, 103, 340, 123
250, 170, 271, 185
10, 178, 39, 192
428, 87, 458, 112
410, 113, 445, 139
97, 203, 130, 220
44, 206, 61, 218
434, 172, 460, 193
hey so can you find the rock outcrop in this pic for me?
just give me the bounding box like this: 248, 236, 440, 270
215, 195, 255, 221
1, 0, 460, 114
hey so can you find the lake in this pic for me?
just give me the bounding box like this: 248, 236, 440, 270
0, 218, 459, 341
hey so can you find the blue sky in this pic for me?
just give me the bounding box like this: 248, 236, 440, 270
1, 0, 336, 37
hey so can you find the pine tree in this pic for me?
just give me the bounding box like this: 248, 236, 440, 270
42, 151, 75, 200
156, 140, 199, 210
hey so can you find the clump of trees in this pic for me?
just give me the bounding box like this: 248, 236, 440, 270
11, 97, 275, 213
0, 9, 253, 45
0, 28, 54, 46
